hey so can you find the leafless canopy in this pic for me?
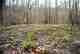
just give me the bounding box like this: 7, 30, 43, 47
0, 0, 80, 25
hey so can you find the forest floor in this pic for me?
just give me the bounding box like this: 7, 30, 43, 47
0, 24, 80, 54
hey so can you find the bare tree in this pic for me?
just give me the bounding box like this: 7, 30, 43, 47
73, 0, 75, 8
74, 0, 77, 16
69, 0, 71, 8
69, 0, 73, 25
48, 0, 52, 24
64, 0, 67, 8
71, 0, 79, 16
69, 0, 80, 25
77, 0, 79, 8
0, 0, 5, 25
35, 0, 39, 8
12, 0, 16, 15
75, 0, 79, 16
24, 0, 33, 24
55, 0, 58, 24
44, 0, 48, 24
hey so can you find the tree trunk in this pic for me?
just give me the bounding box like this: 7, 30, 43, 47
75, 0, 78, 16
44, 0, 48, 24
55, 0, 58, 24
0, 0, 5, 25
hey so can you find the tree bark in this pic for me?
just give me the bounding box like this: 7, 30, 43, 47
55, 0, 58, 24
0, 0, 5, 25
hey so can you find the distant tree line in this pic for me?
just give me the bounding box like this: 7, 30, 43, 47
1, 0, 80, 25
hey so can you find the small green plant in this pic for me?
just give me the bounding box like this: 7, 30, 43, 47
21, 31, 37, 49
